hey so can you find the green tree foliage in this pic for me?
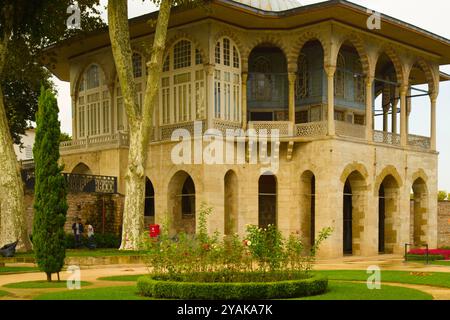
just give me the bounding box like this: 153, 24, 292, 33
32, 87, 68, 282
0, 0, 104, 144
438, 191, 448, 201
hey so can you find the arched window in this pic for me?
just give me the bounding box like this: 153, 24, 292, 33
258, 175, 277, 228
335, 53, 345, 98
251, 56, 272, 102
214, 37, 241, 121
77, 64, 111, 139
181, 176, 195, 216
160, 39, 205, 125
296, 54, 309, 99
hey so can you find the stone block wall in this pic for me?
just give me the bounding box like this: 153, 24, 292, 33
24, 190, 124, 237
437, 201, 450, 247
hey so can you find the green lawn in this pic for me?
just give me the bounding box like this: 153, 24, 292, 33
296, 281, 432, 300
431, 261, 450, 266
314, 270, 450, 288
0, 266, 38, 274
15, 249, 147, 258
0, 290, 10, 298
98, 274, 144, 282
34, 285, 152, 300
33, 281, 432, 300
4, 280, 93, 289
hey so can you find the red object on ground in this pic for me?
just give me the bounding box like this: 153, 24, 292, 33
408, 249, 450, 260
149, 224, 160, 238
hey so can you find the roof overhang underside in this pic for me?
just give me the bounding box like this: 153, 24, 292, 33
43, 0, 450, 82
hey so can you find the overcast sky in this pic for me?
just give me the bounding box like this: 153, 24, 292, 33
53, 0, 450, 191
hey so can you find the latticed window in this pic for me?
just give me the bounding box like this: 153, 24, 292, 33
354, 114, 365, 125
296, 54, 309, 99
353, 61, 365, 103
132, 53, 143, 78
335, 53, 345, 98
174, 40, 191, 69
77, 64, 111, 139
159, 39, 205, 124
214, 37, 241, 122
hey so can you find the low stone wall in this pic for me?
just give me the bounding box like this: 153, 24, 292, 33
24, 190, 124, 236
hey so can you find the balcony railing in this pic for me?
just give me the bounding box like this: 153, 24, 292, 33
63, 173, 117, 194
373, 130, 401, 146
335, 121, 366, 140
248, 121, 293, 137
60, 132, 130, 152
296, 121, 327, 137
408, 134, 431, 150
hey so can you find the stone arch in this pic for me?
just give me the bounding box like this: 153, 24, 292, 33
374, 46, 405, 84
213, 29, 245, 62
340, 162, 369, 184
144, 177, 155, 226
244, 34, 290, 69
411, 177, 429, 246
164, 32, 207, 64
167, 170, 197, 236
288, 31, 329, 73
224, 170, 239, 236
299, 170, 316, 251
71, 162, 92, 175
411, 169, 429, 185
406, 58, 437, 94
335, 33, 371, 77
374, 165, 403, 192
73, 60, 111, 97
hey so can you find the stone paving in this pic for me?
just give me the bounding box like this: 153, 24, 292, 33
0, 255, 449, 300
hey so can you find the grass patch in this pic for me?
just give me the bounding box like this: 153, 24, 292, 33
430, 260, 450, 266
34, 285, 151, 300
98, 275, 145, 282
33, 281, 433, 301
315, 270, 450, 288
296, 281, 432, 300
0, 266, 38, 274
4, 280, 93, 289
15, 249, 147, 258
0, 290, 10, 298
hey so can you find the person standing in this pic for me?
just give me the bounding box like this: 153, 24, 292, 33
87, 224, 96, 250
72, 218, 84, 248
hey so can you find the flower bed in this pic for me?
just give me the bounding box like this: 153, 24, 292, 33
137, 272, 328, 300
408, 249, 450, 260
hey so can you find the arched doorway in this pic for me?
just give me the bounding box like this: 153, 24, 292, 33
378, 175, 400, 254
224, 170, 238, 235
167, 171, 196, 235
258, 174, 277, 228
412, 178, 428, 245
342, 171, 367, 256
300, 171, 316, 250
248, 46, 288, 121
71, 163, 92, 175
144, 178, 155, 226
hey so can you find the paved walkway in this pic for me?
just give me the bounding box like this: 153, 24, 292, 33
1, 255, 449, 300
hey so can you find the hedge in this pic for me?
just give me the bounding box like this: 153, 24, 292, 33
406, 254, 445, 261
64, 233, 120, 249
137, 273, 328, 300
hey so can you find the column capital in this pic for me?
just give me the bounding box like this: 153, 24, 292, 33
430, 91, 438, 104
204, 63, 215, 76
241, 71, 248, 84
399, 84, 409, 96
365, 76, 374, 87
324, 65, 336, 77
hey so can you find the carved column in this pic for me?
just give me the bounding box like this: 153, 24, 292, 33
400, 85, 408, 147
325, 66, 336, 136
430, 93, 437, 150
288, 72, 297, 124
365, 76, 373, 141
242, 72, 248, 130
205, 64, 215, 130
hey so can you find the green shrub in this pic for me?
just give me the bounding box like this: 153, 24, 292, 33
137, 273, 328, 300
406, 254, 444, 261
65, 233, 120, 249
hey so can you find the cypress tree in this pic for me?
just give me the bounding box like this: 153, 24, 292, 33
32, 87, 68, 282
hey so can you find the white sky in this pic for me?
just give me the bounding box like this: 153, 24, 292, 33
54, 0, 450, 191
